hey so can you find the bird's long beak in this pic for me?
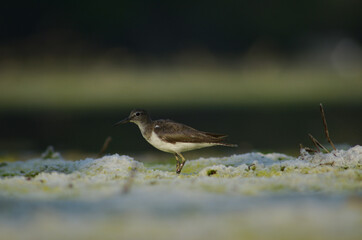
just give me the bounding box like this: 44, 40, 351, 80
113, 117, 130, 127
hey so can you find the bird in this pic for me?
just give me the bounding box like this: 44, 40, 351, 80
113, 109, 237, 174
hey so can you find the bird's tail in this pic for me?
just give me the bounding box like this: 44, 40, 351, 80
218, 143, 238, 147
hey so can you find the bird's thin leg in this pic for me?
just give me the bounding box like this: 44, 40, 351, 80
176, 153, 186, 174
174, 153, 180, 170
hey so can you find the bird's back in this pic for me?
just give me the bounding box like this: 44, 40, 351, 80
153, 119, 228, 144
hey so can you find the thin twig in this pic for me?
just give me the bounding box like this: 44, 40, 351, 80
320, 161, 335, 166
299, 143, 304, 153
97, 136, 112, 158
308, 134, 330, 153
299, 144, 314, 160
319, 103, 336, 151
122, 164, 137, 194
300, 143, 318, 154
308, 134, 320, 152
306, 147, 318, 153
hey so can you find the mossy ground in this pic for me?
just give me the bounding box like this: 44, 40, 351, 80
0, 146, 361, 240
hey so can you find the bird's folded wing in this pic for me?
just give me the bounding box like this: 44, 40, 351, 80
154, 120, 227, 143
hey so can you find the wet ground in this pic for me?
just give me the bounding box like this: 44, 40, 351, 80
0, 146, 361, 240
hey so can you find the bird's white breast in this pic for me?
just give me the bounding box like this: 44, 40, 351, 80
145, 131, 216, 154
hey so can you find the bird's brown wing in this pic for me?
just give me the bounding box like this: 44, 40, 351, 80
153, 120, 227, 144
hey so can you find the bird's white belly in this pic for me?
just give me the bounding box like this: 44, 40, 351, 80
145, 132, 215, 153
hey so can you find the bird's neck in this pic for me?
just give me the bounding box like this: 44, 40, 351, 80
136, 119, 153, 140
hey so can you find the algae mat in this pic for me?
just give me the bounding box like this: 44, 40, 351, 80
0, 146, 361, 240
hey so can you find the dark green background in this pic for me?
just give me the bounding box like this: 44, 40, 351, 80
0, 1, 361, 159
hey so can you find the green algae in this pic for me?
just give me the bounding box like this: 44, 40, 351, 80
0, 146, 361, 198
0, 161, 73, 178
41, 146, 62, 160
0, 147, 361, 240
0, 162, 7, 168
1, 173, 16, 177
207, 169, 217, 176
24, 172, 40, 178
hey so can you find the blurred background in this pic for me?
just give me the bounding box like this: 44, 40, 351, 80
0, 0, 361, 160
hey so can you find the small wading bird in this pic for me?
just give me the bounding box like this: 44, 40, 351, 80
114, 109, 237, 174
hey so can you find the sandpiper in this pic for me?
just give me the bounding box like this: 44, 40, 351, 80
114, 109, 237, 174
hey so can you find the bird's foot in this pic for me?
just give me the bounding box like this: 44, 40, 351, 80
175, 153, 186, 174
176, 162, 185, 174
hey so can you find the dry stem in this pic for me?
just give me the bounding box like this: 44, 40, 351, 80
308, 134, 329, 153
122, 165, 137, 194
97, 136, 112, 158
319, 103, 336, 150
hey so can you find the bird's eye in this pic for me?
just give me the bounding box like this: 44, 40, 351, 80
135, 112, 140, 116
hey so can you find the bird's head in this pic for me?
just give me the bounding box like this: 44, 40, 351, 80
113, 109, 150, 126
